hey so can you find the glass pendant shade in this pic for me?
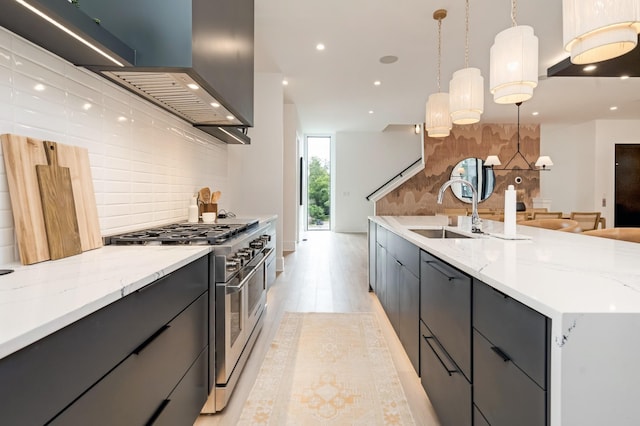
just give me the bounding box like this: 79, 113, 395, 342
563, 0, 640, 64
490, 25, 539, 104
425, 92, 452, 138
450, 67, 484, 124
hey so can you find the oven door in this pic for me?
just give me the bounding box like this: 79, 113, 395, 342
216, 276, 247, 387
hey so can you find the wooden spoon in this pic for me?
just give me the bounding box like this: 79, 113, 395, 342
199, 187, 210, 205
211, 190, 221, 203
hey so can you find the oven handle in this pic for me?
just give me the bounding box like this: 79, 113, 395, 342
225, 247, 273, 293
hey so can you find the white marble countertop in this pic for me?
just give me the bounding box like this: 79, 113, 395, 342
371, 215, 640, 317
0, 245, 211, 360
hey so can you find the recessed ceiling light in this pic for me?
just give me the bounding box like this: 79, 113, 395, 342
226, 115, 235, 120
379, 55, 398, 64
620, 75, 630, 80
34, 83, 45, 91
316, 43, 325, 51
187, 83, 199, 90
532, 111, 539, 116
210, 102, 220, 108
82, 103, 92, 111
583, 64, 597, 72
610, 106, 618, 111
282, 79, 289, 86
374, 80, 381, 86
368, 110, 374, 114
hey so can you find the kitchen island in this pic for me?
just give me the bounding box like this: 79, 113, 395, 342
370, 215, 640, 426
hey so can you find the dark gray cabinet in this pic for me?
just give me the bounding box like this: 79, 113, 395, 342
374, 224, 419, 373
419, 250, 472, 425
0, 255, 209, 426
420, 251, 472, 380
473, 281, 550, 426
420, 321, 472, 426
50, 293, 208, 425
368, 220, 376, 291
367, 222, 551, 425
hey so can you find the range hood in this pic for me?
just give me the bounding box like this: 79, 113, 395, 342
1, 0, 254, 144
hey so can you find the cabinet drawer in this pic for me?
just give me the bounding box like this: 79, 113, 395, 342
474, 405, 491, 426
0, 255, 209, 426
473, 280, 548, 388
420, 250, 471, 380
152, 347, 208, 426
376, 224, 388, 248
420, 321, 471, 426
473, 330, 547, 426
387, 231, 419, 277
50, 293, 208, 426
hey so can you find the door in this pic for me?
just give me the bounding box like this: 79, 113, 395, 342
615, 144, 640, 227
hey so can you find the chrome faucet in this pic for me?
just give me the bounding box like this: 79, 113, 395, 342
437, 179, 482, 233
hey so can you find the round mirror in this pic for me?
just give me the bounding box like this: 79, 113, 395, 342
449, 158, 496, 203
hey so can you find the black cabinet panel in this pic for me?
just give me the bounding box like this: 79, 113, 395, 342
385, 255, 401, 331
420, 251, 472, 380
154, 347, 208, 426
387, 231, 419, 277
376, 224, 388, 248
50, 293, 208, 425
473, 330, 547, 426
369, 220, 376, 291
0, 255, 208, 426
375, 243, 387, 305
420, 321, 471, 426
398, 267, 419, 373
473, 280, 548, 388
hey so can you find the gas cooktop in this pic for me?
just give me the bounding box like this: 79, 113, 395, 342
105, 220, 259, 245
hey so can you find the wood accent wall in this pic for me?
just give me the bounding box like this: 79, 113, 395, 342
376, 122, 541, 215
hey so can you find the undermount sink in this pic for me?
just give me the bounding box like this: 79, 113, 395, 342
409, 228, 471, 239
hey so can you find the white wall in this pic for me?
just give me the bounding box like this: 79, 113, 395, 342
334, 130, 422, 232
283, 103, 301, 252
0, 27, 229, 265
540, 119, 640, 226
227, 72, 285, 269
540, 121, 596, 213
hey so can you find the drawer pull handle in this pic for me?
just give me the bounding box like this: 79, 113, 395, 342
491, 346, 511, 362
424, 260, 456, 281
423, 334, 459, 376
395, 259, 403, 266
133, 325, 170, 355
146, 399, 170, 425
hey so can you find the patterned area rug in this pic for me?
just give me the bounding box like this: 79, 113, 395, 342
238, 312, 416, 425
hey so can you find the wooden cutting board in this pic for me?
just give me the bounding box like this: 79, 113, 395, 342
55, 143, 102, 251
1, 134, 50, 264
36, 141, 82, 260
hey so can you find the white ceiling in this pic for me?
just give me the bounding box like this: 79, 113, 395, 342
254, 0, 640, 134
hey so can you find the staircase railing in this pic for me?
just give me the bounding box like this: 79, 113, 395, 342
365, 158, 422, 201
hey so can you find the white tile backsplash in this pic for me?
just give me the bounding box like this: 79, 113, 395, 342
0, 27, 230, 265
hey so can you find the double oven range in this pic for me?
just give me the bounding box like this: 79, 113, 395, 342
106, 219, 275, 413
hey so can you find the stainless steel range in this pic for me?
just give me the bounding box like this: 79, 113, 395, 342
106, 218, 274, 414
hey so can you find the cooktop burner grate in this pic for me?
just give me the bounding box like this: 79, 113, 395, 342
106, 220, 259, 245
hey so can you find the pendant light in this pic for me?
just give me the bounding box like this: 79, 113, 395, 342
484, 102, 553, 171
489, 0, 539, 104
563, 0, 640, 65
425, 9, 452, 138
449, 0, 484, 124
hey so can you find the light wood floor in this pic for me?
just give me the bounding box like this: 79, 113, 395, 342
195, 231, 440, 425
